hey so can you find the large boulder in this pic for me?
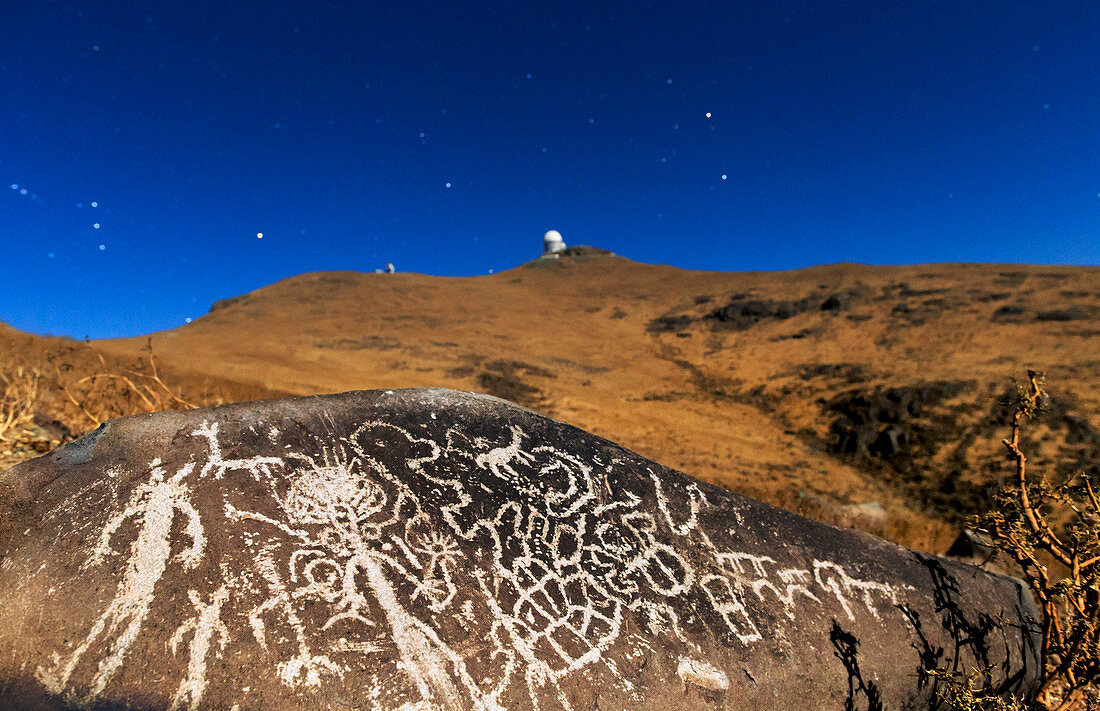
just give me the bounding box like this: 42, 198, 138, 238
0, 389, 1039, 710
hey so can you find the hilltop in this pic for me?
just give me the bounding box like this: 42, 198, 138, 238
4, 251, 1099, 552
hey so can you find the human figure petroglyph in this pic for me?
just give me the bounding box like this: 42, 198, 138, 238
250, 544, 342, 688
37, 458, 204, 701
221, 421, 501, 710
169, 582, 231, 711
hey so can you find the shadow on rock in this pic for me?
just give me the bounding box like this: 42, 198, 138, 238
831, 620, 886, 711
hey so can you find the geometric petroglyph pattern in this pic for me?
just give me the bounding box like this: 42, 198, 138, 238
32, 411, 907, 710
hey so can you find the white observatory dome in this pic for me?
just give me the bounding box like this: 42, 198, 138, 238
543, 229, 566, 255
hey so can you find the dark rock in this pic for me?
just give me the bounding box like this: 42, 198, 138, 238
711, 300, 775, 327
0, 389, 1039, 710
738, 300, 773, 319
1036, 307, 1090, 322
946, 529, 996, 560
772, 303, 796, 319
647, 314, 694, 333
771, 327, 819, 341
711, 304, 737, 322
705, 291, 858, 330
826, 381, 970, 460
992, 305, 1028, 321
797, 363, 867, 384
868, 424, 907, 458
557, 245, 614, 258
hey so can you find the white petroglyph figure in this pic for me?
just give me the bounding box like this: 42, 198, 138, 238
193, 421, 283, 481
35, 412, 905, 710
813, 559, 901, 620
224, 422, 497, 710
37, 458, 204, 702
715, 552, 822, 615
169, 582, 231, 711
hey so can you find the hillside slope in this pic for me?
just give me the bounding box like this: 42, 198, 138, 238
8, 252, 1099, 551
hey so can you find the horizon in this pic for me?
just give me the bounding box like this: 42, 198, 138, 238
6, 253, 1098, 342
2, 1, 1097, 339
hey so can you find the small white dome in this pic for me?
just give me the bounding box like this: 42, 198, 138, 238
543, 230, 566, 254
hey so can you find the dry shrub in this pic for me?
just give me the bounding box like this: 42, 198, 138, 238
0, 336, 281, 471
0, 366, 40, 442
970, 371, 1100, 710
932, 667, 1028, 710
49, 339, 196, 428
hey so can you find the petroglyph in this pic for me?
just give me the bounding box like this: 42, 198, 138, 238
813, 560, 900, 621
7, 390, 1035, 709
37, 458, 203, 702
715, 552, 822, 616
677, 658, 730, 691
169, 582, 230, 711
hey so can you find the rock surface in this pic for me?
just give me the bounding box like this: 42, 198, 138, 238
0, 389, 1040, 710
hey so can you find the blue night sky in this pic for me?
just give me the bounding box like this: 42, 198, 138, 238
1, 1, 1097, 338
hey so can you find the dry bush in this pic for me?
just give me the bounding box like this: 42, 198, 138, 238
49, 339, 196, 428
932, 667, 1028, 710
1, 334, 283, 472
1, 338, 239, 471
969, 371, 1100, 710
0, 365, 40, 442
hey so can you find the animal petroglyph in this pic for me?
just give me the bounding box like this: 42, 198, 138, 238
0, 389, 1040, 709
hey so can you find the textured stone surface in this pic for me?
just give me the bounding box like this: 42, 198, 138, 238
0, 388, 1039, 710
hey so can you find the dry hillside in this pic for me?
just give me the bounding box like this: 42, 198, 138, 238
4, 250, 1098, 553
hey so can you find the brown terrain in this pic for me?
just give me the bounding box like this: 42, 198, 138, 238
3, 248, 1098, 553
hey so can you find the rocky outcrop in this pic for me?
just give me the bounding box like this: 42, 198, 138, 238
0, 389, 1039, 709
